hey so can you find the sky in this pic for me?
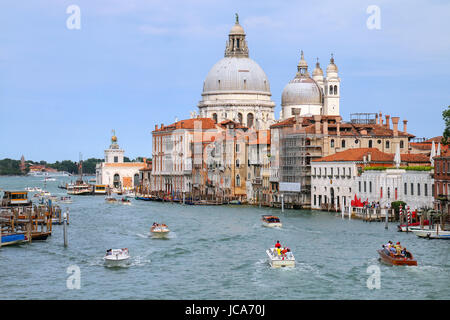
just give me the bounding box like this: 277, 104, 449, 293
0, 0, 449, 162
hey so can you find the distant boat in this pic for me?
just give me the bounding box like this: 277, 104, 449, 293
150, 223, 170, 238
261, 215, 282, 228
411, 227, 450, 239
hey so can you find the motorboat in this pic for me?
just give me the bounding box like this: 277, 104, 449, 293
103, 248, 130, 267
1, 233, 27, 246
261, 215, 282, 228
105, 197, 117, 203
150, 223, 170, 238
266, 247, 295, 268
397, 220, 430, 232
412, 226, 450, 239
60, 196, 73, 204
120, 197, 131, 205
377, 249, 417, 266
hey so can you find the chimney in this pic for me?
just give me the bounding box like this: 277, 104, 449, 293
155, 124, 158, 130
161, 123, 164, 130
392, 117, 400, 137
367, 152, 372, 162
314, 115, 321, 134
403, 119, 408, 133
379, 112, 383, 125
385, 115, 390, 129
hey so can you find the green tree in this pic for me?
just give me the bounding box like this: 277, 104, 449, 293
442, 106, 450, 145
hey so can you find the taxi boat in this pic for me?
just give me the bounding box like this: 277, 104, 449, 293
377, 249, 417, 266
266, 247, 295, 268
261, 215, 282, 228
103, 248, 130, 267
150, 223, 170, 238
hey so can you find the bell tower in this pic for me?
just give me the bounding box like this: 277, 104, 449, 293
323, 54, 340, 116
104, 130, 125, 164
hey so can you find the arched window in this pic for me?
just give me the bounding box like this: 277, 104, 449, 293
243, 79, 247, 89
236, 38, 240, 49
329, 85, 333, 95
133, 173, 140, 187
218, 80, 221, 89
212, 113, 218, 123
238, 113, 243, 124
247, 113, 254, 128
400, 140, 404, 149
331, 139, 335, 148
236, 174, 240, 187
334, 85, 338, 95
341, 139, 346, 148
386, 140, 390, 149
369, 140, 373, 148
113, 174, 120, 188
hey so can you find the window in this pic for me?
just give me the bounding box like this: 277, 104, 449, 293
334, 85, 338, 95
114, 156, 118, 163
236, 144, 240, 153
418, 183, 421, 196
432, 184, 435, 196
400, 140, 404, 149
425, 184, 428, 197
368, 140, 373, 148
236, 175, 240, 187
331, 168, 333, 176
364, 181, 367, 192
331, 139, 335, 148
314, 195, 317, 206
411, 183, 414, 195
387, 187, 390, 199
369, 181, 372, 193
236, 159, 240, 167
404, 183, 407, 195
212, 113, 218, 123
329, 85, 333, 95
341, 140, 346, 148
359, 181, 361, 192
386, 140, 390, 149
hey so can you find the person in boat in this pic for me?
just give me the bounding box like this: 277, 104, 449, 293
106, 249, 112, 255
276, 246, 282, 256
275, 241, 281, 249
281, 247, 287, 260
401, 247, 412, 259
394, 242, 403, 256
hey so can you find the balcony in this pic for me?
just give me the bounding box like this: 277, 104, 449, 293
252, 178, 263, 185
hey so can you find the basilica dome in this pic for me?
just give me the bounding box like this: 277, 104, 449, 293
281, 77, 322, 106
202, 57, 271, 94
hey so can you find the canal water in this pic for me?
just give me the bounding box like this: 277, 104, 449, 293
0, 176, 449, 300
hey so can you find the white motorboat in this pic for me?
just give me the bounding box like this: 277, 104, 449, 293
261, 215, 282, 228
150, 223, 170, 238
103, 248, 130, 266
266, 247, 295, 268
60, 196, 73, 204
412, 226, 450, 239
398, 225, 432, 232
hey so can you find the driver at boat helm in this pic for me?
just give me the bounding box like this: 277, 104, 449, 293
275, 241, 281, 248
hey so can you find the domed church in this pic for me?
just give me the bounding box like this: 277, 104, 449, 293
198, 14, 276, 130
281, 51, 340, 119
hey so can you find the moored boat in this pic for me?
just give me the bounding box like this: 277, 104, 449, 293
105, 197, 117, 203
397, 220, 430, 232
262, 215, 282, 228
411, 227, 450, 239
266, 247, 295, 268
103, 248, 130, 267
1, 233, 27, 246
60, 196, 73, 204
377, 249, 417, 266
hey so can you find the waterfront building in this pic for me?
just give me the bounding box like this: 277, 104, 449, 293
433, 150, 450, 216
95, 132, 145, 190
311, 148, 432, 210
269, 112, 415, 208
197, 15, 276, 130
138, 160, 152, 194
151, 118, 217, 197
246, 130, 271, 204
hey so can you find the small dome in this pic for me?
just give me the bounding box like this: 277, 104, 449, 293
229, 23, 245, 35
282, 77, 322, 106
312, 60, 323, 77
203, 57, 270, 94
327, 55, 338, 73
